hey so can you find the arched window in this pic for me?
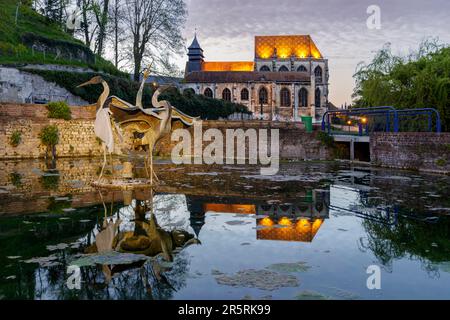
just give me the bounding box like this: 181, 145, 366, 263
314, 66, 323, 83
241, 88, 249, 101
204, 88, 213, 98
222, 88, 231, 102
279, 65, 289, 72
315, 88, 321, 108
260, 65, 270, 72
258, 87, 268, 105
183, 88, 195, 96
297, 65, 307, 72
280, 88, 291, 107
299, 88, 308, 107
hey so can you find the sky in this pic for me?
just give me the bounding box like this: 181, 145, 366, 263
173, 0, 450, 107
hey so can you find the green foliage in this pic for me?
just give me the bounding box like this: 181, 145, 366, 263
353, 39, 450, 131
160, 87, 251, 120
47, 101, 72, 120
9, 131, 22, 147
39, 125, 59, 147
436, 159, 447, 167
40, 174, 60, 191
316, 131, 334, 147
10, 172, 22, 188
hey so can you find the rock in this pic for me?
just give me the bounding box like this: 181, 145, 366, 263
266, 262, 311, 273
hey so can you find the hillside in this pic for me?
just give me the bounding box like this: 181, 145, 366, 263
0, 0, 124, 77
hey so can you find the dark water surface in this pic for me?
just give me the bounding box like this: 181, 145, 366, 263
0, 158, 450, 300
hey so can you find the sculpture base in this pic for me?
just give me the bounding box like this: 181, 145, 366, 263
91, 178, 158, 190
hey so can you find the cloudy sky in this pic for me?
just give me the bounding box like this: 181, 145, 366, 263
174, 0, 450, 107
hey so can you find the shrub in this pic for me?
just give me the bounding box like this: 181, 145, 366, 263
436, 159, 447, 167
316, 131, 334, 147
10, 131, 22, 147
47, 101, 72, 120
39, 125, 59, 147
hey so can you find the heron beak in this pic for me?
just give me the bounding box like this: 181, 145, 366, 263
76, 80, 92, 88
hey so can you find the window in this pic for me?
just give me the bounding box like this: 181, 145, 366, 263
299, 88, 308, 107
183, 88, 195, 96
241, 88, 249, 101
204, 88, 213, 98
258, 87, 268, 105
222, 88, 231, 101
280, 88, 291, 107
260, 65, 270, 72
314, 66, 323, 83
315, 88, 321, 108
279, 65, 289, 72
297, 65, 307, 72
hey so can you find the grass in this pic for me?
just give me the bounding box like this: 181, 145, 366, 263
0, 0, 126, 77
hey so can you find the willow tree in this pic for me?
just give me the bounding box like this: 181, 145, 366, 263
123, 0, 187, 81
353, 39, 450, 131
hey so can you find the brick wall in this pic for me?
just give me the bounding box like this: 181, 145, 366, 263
371, 132, 450, 174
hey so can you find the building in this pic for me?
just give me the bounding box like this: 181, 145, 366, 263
182, 34, 330, 122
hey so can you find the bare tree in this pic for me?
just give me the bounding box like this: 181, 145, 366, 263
109, 0, 125, 67
92, 0, 110, 56
123, 0, 187, 81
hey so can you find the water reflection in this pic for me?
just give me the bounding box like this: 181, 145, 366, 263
1, 159, 450, 299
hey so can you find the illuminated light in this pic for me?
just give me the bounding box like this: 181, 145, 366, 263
255, 35, 323, 60
260, 217, 274, 227
361, 117, 368, 124
203, 61, 255, 72
279, 217, 292, 226
347, 120, 352, 126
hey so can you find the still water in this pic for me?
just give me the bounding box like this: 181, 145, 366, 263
0, 158, 450, 300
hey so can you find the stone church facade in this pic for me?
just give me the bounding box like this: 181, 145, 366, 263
182, 35, 330, 122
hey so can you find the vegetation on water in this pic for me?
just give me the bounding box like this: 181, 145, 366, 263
353, 39, 450, 131
47, 101, 72, 120
9, 131, 22, 147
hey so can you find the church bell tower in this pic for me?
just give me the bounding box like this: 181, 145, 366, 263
187, 34, 204, 73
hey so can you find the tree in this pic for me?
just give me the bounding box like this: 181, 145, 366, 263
123, 0, 187, 81
92, 0, 110, 56
109, 0, 125, 67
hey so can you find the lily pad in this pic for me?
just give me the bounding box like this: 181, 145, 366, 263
69, 251, 149, 267
46, 243, 69, 251
215, 269, 299, 291
295, 290, 330, 300
266, 262, 311, 273
24, 255, 60, 267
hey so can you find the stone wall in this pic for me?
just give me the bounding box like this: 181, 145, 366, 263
0, 103, 331, 161
0, 67, 89, 105
370, 132, 450, 174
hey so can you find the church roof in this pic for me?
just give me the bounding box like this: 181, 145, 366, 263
185, 71, 310, 83
188, 34, 202, 50
255, 35, 322, 59
203, 61, 255, 72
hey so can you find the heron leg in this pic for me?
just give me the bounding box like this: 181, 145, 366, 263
99, 144, 107, 180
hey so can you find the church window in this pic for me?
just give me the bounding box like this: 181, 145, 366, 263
280, 88, 291, 107
299, 88, 308, 107
315, 88, 321, 108
204, 88, 213, 98
260, 65, 271, 72
258, 87, 268, 105
297, 65, 307, 72
279, 65, 289, 72
183, 88, 195, 96
314, 66, 323, 83
222, 88, 232, 101
241, 88, 249, 101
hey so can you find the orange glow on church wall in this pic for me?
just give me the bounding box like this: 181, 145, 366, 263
203, 61, 255, 72
257, 218, 324, 242
204, 203, 256, 214
255, 35, 323, 60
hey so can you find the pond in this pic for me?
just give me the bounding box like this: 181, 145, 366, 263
0, 158, 450, 300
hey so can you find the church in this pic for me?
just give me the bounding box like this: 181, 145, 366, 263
182, 34, 330, 122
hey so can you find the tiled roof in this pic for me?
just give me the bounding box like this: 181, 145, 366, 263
184, 71, 310, 83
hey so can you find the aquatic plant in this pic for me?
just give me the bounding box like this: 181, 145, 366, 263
47, 101, 72, 121
9, 131, 22, 147
39, 125, 59, 160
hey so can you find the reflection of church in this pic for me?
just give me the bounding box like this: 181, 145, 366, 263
182, 34, 330, 122
187, 189, 330, 242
